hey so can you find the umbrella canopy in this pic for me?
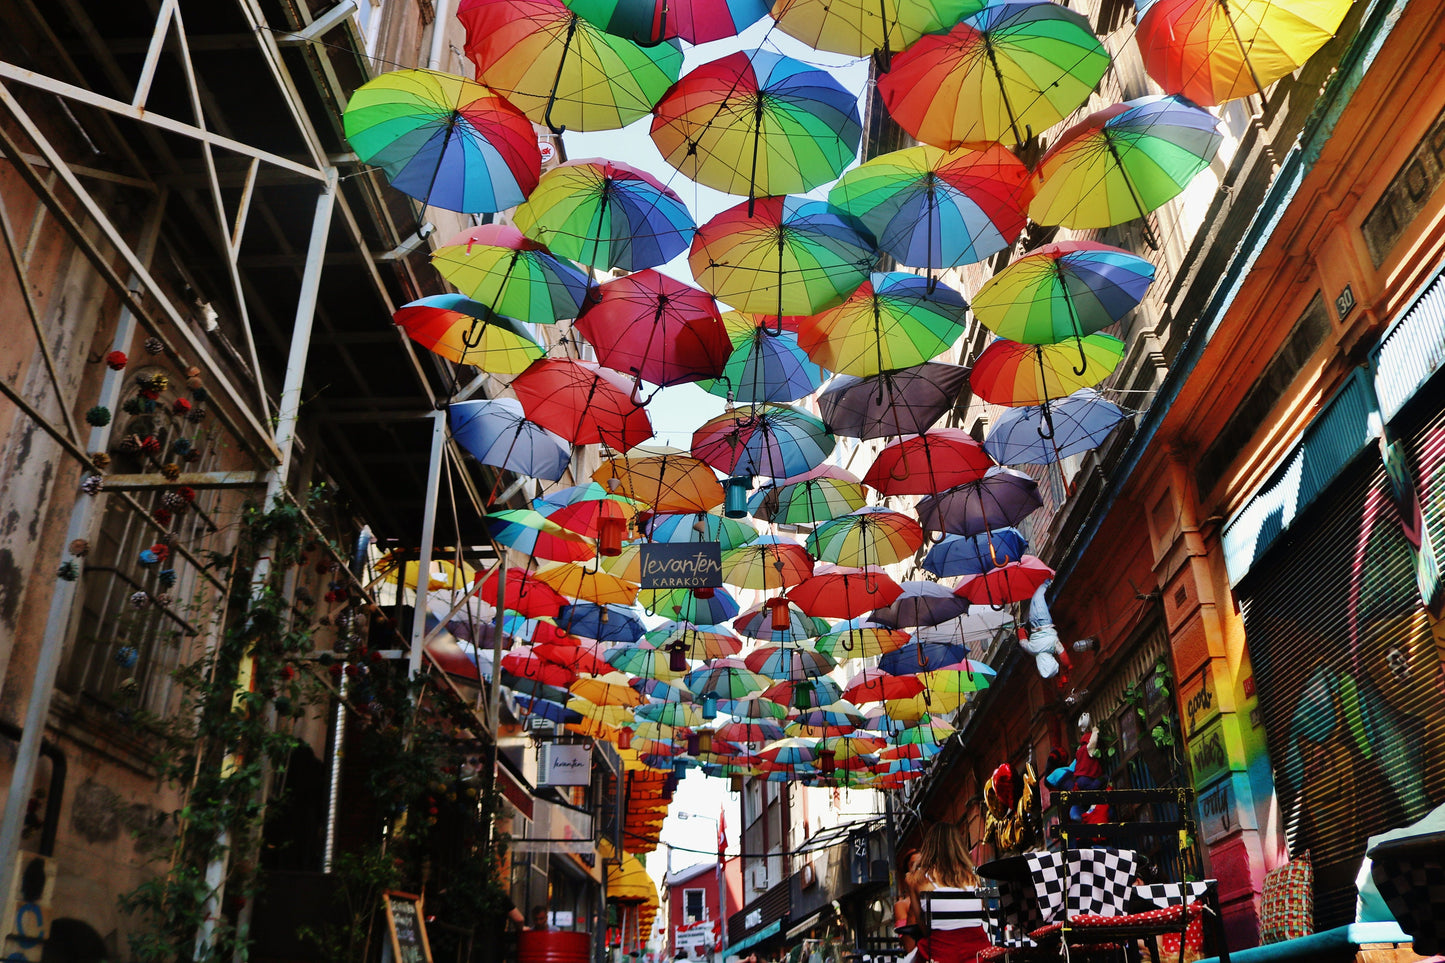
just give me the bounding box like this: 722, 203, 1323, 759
512, 158, 696, 272
511, 358, 655, 448
869, 580, 972, 628
971, 335, 1125, 407
769, 0, 985, 59
449, 398, 571, 482
818, 362, 971, 441
652, 49, 861, 199
984, 389, 1128, 465
639, 585, 741, 624
879, 640, 983, 675
460, 0, 683, 132
760, 737, 819, 765
642, 512, 757, 552
645, 621, 744, 660
485, 509, 596, 562
473, 565, 568, 618
606, 644, 687, 680
534, 482, 643, 537
635, 701, 704, 727
1135, 0, 1354, 106
535, 640, 614, 675
564, 0, 770, 44
744, 644, 837, 680
513, 693, 585, 725
734, 601, 831, 643
699, 313, 825, 405
863, 428, 994, 496
685, 661, 771, 700
556, 601, 647, 643
720, 535, 815, 591
797, 272, 970, 378
534, 561, 641, 606
954, 556, 1056, 605
715, 718, 788, 744
829, 144, 1031, 271
843, 668, 926, 703
806, 508, 925, 568
595, 445, 724, 515
915, 466, 1044, 537
432, 224, 594, 325
878, 2, 1109, 149
502, 670, 574, 704
796, 701, 866, 729
502, 647, 577, 687
756, 465, 867, 526
812, 618, 911, 659
922, 528, 1029, 578
394, 296, 544, 375
787, 567, 904, 620
575, 270, 730, 389
762, 677, 844, 710
690, 196, 877, 317
691, 404, 835, 479
342, 68, 540, 213
1029, 95, 1224, 230
570, 672, 648, 706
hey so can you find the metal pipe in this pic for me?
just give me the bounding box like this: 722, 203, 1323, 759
322, 672, 348, 873
428, 0, 455, 70
409, 409, 448, 677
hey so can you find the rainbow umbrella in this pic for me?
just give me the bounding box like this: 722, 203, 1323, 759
635, 701, 704, 727
594, 445, 724, 515
448, 398, 571, 483
922, 528, 1029, 578
719, 696, 793, 721
1029, 95, 1223, 233
394, 296, 543, 375
818, 362, 971, 441
459, 0, 683, 132
715, 718, 788, 744
878, 2, 1109, 149
690, 196, 877, 318
342, 68, 539, 213
795, 700, 866, 729
829, 144, 1032, 271
756, 466, 865, 526
639, 585, 741, 624
734, 601, 830, 643
1135, 0, 1354, 106
606, 644, 687, 681
812, 618, 911, 659
762, 676, 843, 710
970, 334, 1125, 406
564, 0, 770, 43
431, 225, 593, 325
786, 567, 904, 620
805, 507, 924, 568
511, 358, 655, 448
760, 737, 819, 766
955, 556, 1056, 605
686, 660, 771, 700
574, 270, 730, 391
863, 429, 994, 497
652, 49, 861, 200
797, 272, 970, 378
642, 512, 758, 552
745, 644, 837, 680
645, 621, 744, 660
699, 313, 825, 405
534, 483, 644, 538
691, 404, 835, 479
485, 509, 596, 562
720, 536, 814, 591
770, 0, 985, 60
512, 159, 696, 272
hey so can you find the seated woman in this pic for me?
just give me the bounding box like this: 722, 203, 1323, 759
894, 847, 922, 953
906, 823, 993, 963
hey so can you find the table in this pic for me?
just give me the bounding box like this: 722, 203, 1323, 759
1368, 830, 1445, 955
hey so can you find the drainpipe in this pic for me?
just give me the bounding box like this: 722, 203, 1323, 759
428, 0, 454, 70
0, 722, 65, 859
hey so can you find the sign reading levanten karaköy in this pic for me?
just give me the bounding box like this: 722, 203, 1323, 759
639, 542, 722, 589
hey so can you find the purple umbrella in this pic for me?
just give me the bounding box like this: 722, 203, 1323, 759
869, 580, 971, 628
818, 361, 972, 440
915, 466, 1043, 537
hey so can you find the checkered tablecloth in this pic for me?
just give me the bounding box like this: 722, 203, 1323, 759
1026, 848, 1142, 922
1129, 881, 1212, 911
1372, 856, 1445, 954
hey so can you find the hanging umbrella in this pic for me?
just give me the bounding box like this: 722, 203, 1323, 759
922, 528, 1029, 578
878, 2, 1109, 149
342, 68, 540, 213
690, 196, 877, 318
797, 272, 970, 378
720, 535, 814, 591
636, 701, 704, 727
734, 601, 831, 643
394, 296, 544, 375
818, 362, 971, 441
880, 640, 981, 675
535, 640, 614, 675
513, 693, 585, 725
812, 618, 911, 659
762, 677, 844, 710
806, 508, 925, 569
512, 159, 696, 272
913, 605, 1015, 645
594, 445, 724, 515
574, 270, 731, 391
744, 644, 837, 680
691, 404, 835, 480
915, 467, 1044, 537
769, 0, 985, 60
432, 225, 594, 325
501, 647, 578, 687
511, 358, 655, 448
897, 716, 957, 744
651, 49, 861, 200
570, 671, 648, 707
984, 389, 1128, 465
795, 700, 866, 729
828, 144, 1031, 271
556, 601, 647, 642
760, 737, 819, 766
632, 676, 695, 701
863, 429, 994, 496
719, 696, 794, 721
473, 565, 568, 618
606, 644, 688, 681
533, 561, 641, 606
756, 465, 867, 527
563, 0, 770, 44
868, 580, 972, 628
842, 668, 926, 704
502, 670, 573, 704
787, 567, 903, 620
485, 509, 596, 562
972, 334, 1125, 410
1028, 95, 1224, 232
685, 661, 771, 700
715, 718, 788, 744
955, 556, 1056, 605
639, 585, 741, 624
534, 482, 644, 539
448, 398, 571, 483
459, 0, 683, 133
645, 621, 744, 660
699, 313, 825, 405
642, 512, 758, 552
1135, 0, 1354, 106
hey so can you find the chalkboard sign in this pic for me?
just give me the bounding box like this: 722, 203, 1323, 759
383, 891, 433, 963
638, 542, 722, 589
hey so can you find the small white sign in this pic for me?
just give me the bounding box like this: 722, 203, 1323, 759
539, 743, 592, 787
539, 141, 557, 164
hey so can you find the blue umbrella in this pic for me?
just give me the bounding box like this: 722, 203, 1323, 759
639, 585, 741, 624
556, 602, 646, 643
984, 388, 1127, 465
700, 316, 826, 404
643, 512, 758, 552
922, 528, 1029, 578
513, 693, 584, 725
449, 398, 572, 482
880, 640, 974, 675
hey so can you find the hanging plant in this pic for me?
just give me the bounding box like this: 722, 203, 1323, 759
85, 406, 112, 427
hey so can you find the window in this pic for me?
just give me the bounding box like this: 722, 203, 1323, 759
683, 888, 705, 923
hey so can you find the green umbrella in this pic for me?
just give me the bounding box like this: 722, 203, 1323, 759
797, 272, 970, 378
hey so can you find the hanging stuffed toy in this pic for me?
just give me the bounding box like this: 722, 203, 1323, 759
1017, 579, 1072, 686
982, 761, 1037, 852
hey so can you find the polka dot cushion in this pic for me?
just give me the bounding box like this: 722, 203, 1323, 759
1071, 904, 1189, 928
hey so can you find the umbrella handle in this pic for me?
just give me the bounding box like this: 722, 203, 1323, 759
629, 373, 661, 408
1071, 335, 1089, 377
762, 315, 784, 338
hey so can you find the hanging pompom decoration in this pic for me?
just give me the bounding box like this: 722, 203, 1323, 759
69, 539, 90, 556
145, 373, 170, 393
80, 475, 104, 496
175, 486, 196, 503
105, 351, 128, 370
139, 549, 160, 566
154, 592, 173, 607
57, 561, 80, 581
129, 591, 150, 608
162, 491, 186, 511
191, 386, 209, 402
144, 336, 164, 355
90, 452, 110, 469
122, 398, 143, 415
141, 436, 162, 455
85, 406, 111, 427
172, 437, 193, 456
161, 463, 181, 480
114, 646, 139, 669
158, 569, 177, 588
119, 434, 143, 453
184, 447, 203, 462
153, 507, 173, 526
118, 677, 138, 695
148, 543, 170, 564
172, 398, 192, 416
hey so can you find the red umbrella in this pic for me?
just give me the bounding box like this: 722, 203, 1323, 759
533, 639, 613, 675
501, 646, 578, 687
511, 358, 655, 448
574, 270, 731, 393
953, 556, 1054, 605
786, 565, 903, 619
863, 428, 995, 496
842, 667, 926, 704
473, 566, 567, 618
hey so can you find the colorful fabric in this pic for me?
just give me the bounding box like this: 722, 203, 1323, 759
1259, 852, 1313, 943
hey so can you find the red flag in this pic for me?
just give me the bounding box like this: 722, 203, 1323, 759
717, 807, 727, 856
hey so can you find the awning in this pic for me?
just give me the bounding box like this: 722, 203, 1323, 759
729, 920, 782, 955
785, 910, 826, 941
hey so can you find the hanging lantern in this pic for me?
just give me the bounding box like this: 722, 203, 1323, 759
730, 775, 745, 793
819, 749, 835, 771
667, 642, 689, 674
767, 596, 792, 632
702, 695, 719, 720
617, 727, 633, 750
696, 729, 714, 755
723, 475, 752, 519
686, 732, 701, 755
693, 585, 715, 600
598, 515, 626, 557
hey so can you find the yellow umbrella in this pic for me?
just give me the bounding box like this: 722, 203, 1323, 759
567, 697, 637, 728
533, 560, 640, 605
377, 553, 477, 591
569, 674, 646, 708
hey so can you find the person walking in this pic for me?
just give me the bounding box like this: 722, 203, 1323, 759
905, 824, 992, 962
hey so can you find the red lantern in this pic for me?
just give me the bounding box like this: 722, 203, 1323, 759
693, 585, 715, 599
617, 728, 633, 750
767, 596, 792, 632
598, 515, 626, 557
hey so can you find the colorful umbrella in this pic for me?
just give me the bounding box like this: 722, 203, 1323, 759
915, 466, 1044, 537
797, 272, 970, 378
1029, 95, 1224, 232
635, 701, 704, 727
984, 389, 1128, 465
512, 159, 696, 272
868, 580, 972, 628
342, 68, 540, 213
513, 693, 585, 725
879, 639, 975, 674
473, 565, 568, 618
511, 358, 655, 448
460, 0, 683, 132
595, 445, 724, 515
691, 404, 835, 479
786, 567, 904, 620
755, 465, 867, 526
760, 737, 819, 765
878, 2, 1109, 149
448, 398, 571, 483
842, 668, 926, 704
744, 644, 837, 680
639, 585, 741, 624
769, 0, 985, 60
502, 647, 578, 687
718, 697, 793, 722
606, 644, 687, 680
652, 49, 861, 199
806, 508, 925, 568
715, 718, 788, 744
734, 601, 831, 643
556, 601, 647, 642
1135, 0, 1354, 106
719, 535, 814, 591
394, 295, 544, 374
812, 618, 911, 659
921, 528, 1029, 578
795, 700, 866, 729
912, 605, 1015, 645
699, 313, 825, 405
564, 0, 770, 44
534, 483, 644, 539
762, 677, 844, 710
574, 271, 730, 390
645, 621, 744, 660
828, 143, 1031, 271
863, 428, 994, 496
502, 671, 573, 704
970, 334, 1125, 406
955, 556, 1056, 605
685, 660, 771, 700
642, 512, 757, 552
690, 196, 877, 318
432, 224, 594, 325
535, 640, 614, 675
570, 672, 648, 707
533, 561, 641, 606
818, 362, 971, 441
485, 509, 596, 562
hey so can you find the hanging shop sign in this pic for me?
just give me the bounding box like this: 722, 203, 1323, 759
639, 542, 723, 589
538, 742, 593, 787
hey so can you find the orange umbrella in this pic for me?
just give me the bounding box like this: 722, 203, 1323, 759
593, 444, 725, 514
533, 561, 640, 605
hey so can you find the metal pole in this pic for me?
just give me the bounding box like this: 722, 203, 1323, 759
409, 409, 448, 677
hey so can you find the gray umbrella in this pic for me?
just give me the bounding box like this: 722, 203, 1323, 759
818, 361, 971, 439
915, 466, 1042, 537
